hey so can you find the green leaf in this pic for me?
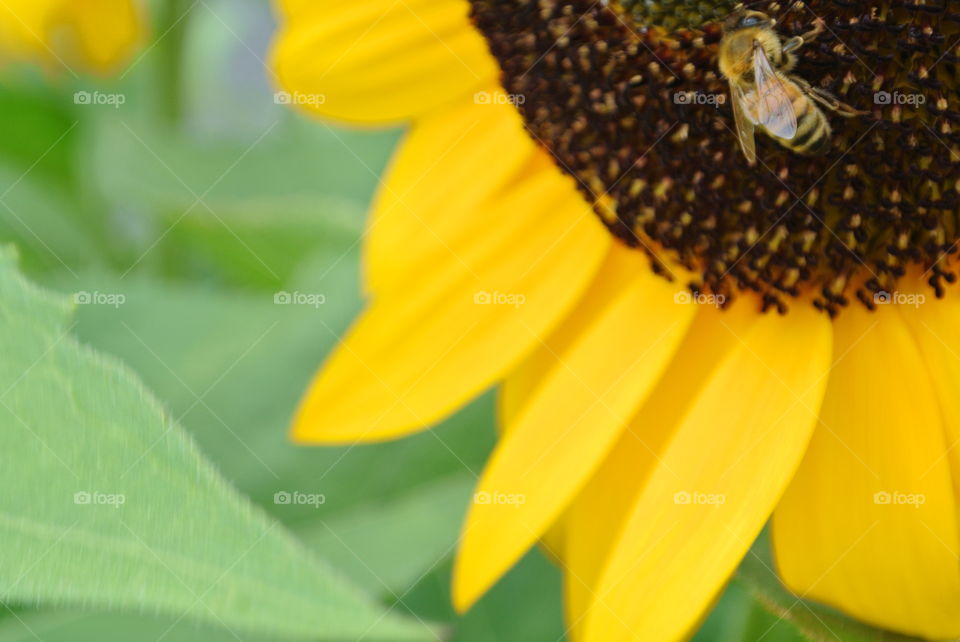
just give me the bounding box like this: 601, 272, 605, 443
58, 263, 495, 597
0, 247, 433, 641
0, 610, 278, 642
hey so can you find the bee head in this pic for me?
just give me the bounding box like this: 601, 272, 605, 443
722, 9, 774, 33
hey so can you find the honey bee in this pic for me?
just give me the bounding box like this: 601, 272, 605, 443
718, 8, 864, 165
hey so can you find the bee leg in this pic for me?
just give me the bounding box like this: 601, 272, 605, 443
781, 36, 804, 53
828, 99, 870, 117
801, 82, 869, 117
800, 17, 826, 41
782, 18, 826, 53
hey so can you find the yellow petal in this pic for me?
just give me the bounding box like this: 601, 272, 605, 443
270, 0, 498, 125
773, 303, 960, 639
453, 245, 696, 611
59, 0, 142, 71
561, 303, 758, 640
898, 278, 960, 504
584, 304, 831, 642
0, 0, 56, 58
564, 429, 663, 641
0, 0, 140, 70
365, 94, 536, 294
292, 167, 609, 443
274, 0, 309, 18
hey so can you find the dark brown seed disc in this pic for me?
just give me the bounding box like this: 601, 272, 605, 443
468, 0, 960, 315
618, 0, 739, 31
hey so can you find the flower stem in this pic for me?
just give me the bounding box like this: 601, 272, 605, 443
157, 0, 193, 125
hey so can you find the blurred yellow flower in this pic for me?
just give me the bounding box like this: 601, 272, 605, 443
0, 0, 142, 72
271, 1, 960, 640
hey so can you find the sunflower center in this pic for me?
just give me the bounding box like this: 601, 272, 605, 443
468, 0, 960, 315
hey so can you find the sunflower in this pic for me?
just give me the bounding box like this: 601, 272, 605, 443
271, 0, 960, 639
0, 0, 142, 71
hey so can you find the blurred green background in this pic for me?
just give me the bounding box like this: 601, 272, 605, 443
0, 1, 856, 640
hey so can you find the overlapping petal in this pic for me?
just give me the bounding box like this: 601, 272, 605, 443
559, 303, 760, 640
453, 245, 696, 611
899, 278, 960, 504
292, 163, 609, 443
773, 303, 960, 639
580, 304, 831, 641
365, 94, 536, 294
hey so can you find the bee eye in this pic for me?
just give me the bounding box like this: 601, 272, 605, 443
740, 16, 760, 27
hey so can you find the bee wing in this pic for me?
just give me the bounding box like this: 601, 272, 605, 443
753, 41, 798, 140
731, 83, 757, 164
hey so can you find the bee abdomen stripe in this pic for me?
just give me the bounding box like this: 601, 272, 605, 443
792, 116, 827, 152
